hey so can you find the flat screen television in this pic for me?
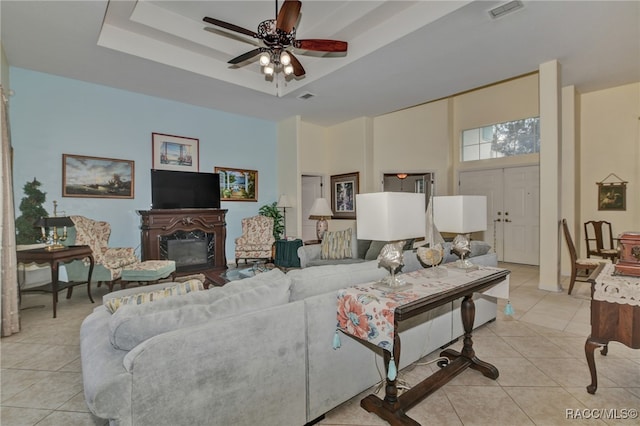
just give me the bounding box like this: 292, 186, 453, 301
151, 170, 221, 209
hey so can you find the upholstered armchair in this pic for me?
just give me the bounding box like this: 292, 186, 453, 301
64, 215, 139, 292
234, 215, 275, 267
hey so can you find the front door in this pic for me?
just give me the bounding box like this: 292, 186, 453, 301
459, 165, 539, 265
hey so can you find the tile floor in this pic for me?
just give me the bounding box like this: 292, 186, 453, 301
1, 263, 639, 425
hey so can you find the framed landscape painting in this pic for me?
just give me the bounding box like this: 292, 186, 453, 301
152, 133, 199, 172
331, 172, 359, 219
215, 167, 258, 202
62, 154, 134, 199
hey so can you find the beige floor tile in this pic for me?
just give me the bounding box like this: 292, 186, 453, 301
2, 371, 83, 410
502, 335, 574, 358
0, 406, 52, 426
528, 358, 618, 389
34, 410, 108, 426
444, 385, 533, 425
489, 357, 558, 387
504, 386, 607, 425
0, 369, 55, 402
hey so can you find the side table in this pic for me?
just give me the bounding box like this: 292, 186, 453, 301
274, 239, 303, 268
17, 245, 95, 318
585, 263, 640, 394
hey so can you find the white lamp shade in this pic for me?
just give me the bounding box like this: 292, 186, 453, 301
356, 192, 426, 241
433, 195, 487, 234
309, 198, 332, 219
277, 195, 292, 208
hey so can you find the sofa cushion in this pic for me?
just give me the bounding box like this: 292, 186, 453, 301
104, 279, 204, 313
357, 239, 372, 259
320, 228, 353, 260
364, 241, 387, 260
288, 261, 387, 301
108, 268, 291, 350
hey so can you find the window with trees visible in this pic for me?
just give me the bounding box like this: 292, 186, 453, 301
461, 117, 540, 162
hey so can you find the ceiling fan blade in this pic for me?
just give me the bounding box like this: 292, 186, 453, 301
228, 48, 264, 65
295, 39, 348, 52
203, 16, 258, 38
288, 52, 305, 77
276, 0, 301, 33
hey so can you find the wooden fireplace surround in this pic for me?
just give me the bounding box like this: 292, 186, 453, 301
138, 209, 227, 286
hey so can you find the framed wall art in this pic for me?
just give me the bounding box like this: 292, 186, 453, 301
331, 172, 359, 219
152, 133, 199, 172
598, 183, 626, 211
597, 173, 627, 211
62, 154, 134, 199
215, 167, 258, 202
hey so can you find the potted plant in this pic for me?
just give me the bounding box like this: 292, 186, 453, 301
15, 178, 49, 244
259, 201, 284, 240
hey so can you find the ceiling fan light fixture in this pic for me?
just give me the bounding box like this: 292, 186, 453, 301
280, 51, 291, 66
259, 52, 271, 66
264, 64, 275, 76
283, 64, 294, 75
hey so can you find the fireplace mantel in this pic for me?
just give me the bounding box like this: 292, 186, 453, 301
137, 209, 227, 285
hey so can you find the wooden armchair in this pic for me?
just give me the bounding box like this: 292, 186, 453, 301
562, 219, 609, 295
234, 215, 275, 267
64, 215, 139, 292
584, 220, 619, 262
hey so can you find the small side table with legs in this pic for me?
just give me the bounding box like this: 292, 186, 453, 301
17, 245, 95, 318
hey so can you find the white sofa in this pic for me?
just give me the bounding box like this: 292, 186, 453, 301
80, 250, 501, 425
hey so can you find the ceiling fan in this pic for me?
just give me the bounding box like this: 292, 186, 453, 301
203, 0, 348, 77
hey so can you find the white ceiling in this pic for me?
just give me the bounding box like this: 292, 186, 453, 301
2, 1, 639, 126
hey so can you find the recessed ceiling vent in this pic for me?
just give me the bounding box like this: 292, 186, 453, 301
488, 1, 524, 19
297, 92, 316, 100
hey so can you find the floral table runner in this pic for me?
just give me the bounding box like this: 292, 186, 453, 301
336, 266, 506, 352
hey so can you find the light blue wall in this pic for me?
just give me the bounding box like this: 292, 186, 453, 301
10, 68, 278, 262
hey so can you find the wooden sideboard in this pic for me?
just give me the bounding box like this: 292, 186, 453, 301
137, 209, 227, 285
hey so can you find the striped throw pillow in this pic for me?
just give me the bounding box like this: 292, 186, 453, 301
105, 279, 204, 313
320, 228, 353, 260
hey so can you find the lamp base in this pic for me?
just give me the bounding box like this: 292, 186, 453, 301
453, 257, 479, 271
316, 219, 328, 240
372, 275, 413, 293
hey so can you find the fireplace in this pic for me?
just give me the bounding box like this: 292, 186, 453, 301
138, 209, 227, 286
161, 232, 213, 271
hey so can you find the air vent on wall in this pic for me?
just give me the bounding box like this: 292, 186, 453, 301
489, 0, 524, 19
297, 92, 316, 100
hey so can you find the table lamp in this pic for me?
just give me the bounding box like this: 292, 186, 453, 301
356, 192, 425, 290
433, 195, 487, 270
309, 198, 333, 241
277, 194, 292, 239
34, 215, 74, 251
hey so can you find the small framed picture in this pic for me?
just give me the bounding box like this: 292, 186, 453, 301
215, 167, 258, 202
152, 133, 199, 172
62, 154, 134, 199
598, 183, 626, 211
331, 172, 359, 219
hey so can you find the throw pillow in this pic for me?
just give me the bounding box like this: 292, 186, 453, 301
105, 279, 204, 313
320, 228, 353, 260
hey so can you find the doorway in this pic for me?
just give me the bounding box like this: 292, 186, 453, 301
301, 175, 324, 242
459, 165, 539, 265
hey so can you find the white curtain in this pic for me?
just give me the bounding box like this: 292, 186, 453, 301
1, 85, 20, 336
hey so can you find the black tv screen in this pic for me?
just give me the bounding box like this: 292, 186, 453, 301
151, 170, 221, 209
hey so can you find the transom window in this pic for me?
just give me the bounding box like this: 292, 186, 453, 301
461, 117, 540, 162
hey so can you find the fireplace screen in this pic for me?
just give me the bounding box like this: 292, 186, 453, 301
160, 230, 215, 270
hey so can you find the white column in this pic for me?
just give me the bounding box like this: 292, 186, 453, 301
560, 85, 578, 278
538, 60, 562, 292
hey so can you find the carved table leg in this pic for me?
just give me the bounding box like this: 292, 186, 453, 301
585, 336, 607, 394
440, 295, 499, 379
